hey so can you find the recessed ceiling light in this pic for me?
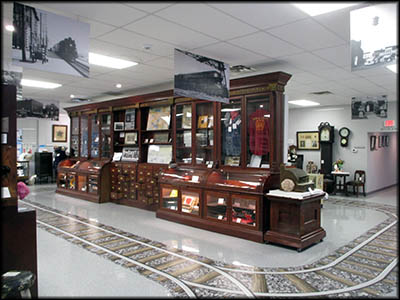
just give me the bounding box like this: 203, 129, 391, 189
5, 24, 15, 32
115, 83, 122, 88
70, 94, 75, 98
288, 100, 320, 107
386, 64, 397, 73
293, 3, 358, 16
21, 79, 62, 89
88, 52, 137, 69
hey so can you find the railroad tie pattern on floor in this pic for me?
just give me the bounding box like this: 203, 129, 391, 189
20, 197, 398, 298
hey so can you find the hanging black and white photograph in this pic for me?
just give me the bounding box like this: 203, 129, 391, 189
12, 2, 90, 77
350, 3, 398, 71
17, 98, 60, 120
2, 68, 23, 101
174, 49, 230, 104
351, 95, 388, 120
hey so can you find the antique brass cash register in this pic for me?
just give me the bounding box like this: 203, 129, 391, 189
280, 164, 314, 192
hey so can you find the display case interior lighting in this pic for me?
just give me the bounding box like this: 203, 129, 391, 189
386, 64, 397, 73
292, 3, 358, 16
5, 24, 15, 32
21, 79, 62, 89
88, 52, 138, 69
288, 100, 320, 106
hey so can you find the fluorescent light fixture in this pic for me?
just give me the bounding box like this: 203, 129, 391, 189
115, 83, 122, 88
5, 24, 15, 32
288, 100, 320, 107
293, 3, 358, 16
21, 79, 62, 89
386, 64, 397, 73
88, 52, 137, 69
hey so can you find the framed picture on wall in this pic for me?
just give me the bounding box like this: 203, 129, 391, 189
296, 131, 320, 150
52, 125, 67, 142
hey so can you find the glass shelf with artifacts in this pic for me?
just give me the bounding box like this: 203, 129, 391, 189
91, 114, 100, 158
176, 103, 192, 164
80, 114, 89, 158
205, 191, 228, 222
221, 98, 242, 167
100, 113, 112, 159
195, 102, 215, 166
246, 94, 271, 169
56, 158, 111, 203
71, 115, 80, 157
113, 107, 139, 151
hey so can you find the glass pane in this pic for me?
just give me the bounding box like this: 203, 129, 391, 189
196, 103, 213, 165
176, 104, 192, 129
246, 95, 271, 168
80, 115, 88, 157
58, 173, 66, 188
88, 175, 98, 194
71, 116, 79, 135
91, 115, 99, 157
161, 187, 178, 211
67, 173, 76, 190
71, 135, 79, 157
181, 190, 200, 216
101, 114, 111, 158
221, 99, 241, 166
77, 175, 87, 192
232, 197, 256, 227
206, 194, 227, 221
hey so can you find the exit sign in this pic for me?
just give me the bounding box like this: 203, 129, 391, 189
384, 120, 395, 127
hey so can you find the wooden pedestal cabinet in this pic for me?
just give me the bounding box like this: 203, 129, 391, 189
264, 193, 326, 251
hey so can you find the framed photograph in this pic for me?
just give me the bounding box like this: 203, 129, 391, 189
52, 125, 67, 142
198, 115, 208, 128
121, 147, 139, 162
114, 122, 124, 131
370, 135, 377, 151
153, 132, 169, 143
124, 132, 137, 144
296, 131, 320, 150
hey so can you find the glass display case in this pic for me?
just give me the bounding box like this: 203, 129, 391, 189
195, 102, 214, 166
246, 94, 271, 168
80, 115, 89, 158
56, 158, 111, 203
91, 115, 99, 158
221, 98, 242, 167
71, 116, 79, 157
100, 113, 111, 158
205, 191, 227, 222
176, 103, 192, 164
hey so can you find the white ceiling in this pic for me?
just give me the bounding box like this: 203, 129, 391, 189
1, 1, 398, 109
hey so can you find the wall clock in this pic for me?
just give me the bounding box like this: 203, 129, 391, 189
339, 127, 350, 147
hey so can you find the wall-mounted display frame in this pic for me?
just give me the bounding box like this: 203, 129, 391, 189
296, 131, 320, 150
114, 122, 124, 131
52, 125, 67, 142
124, 132, 137, 144
370, 135, 377, 151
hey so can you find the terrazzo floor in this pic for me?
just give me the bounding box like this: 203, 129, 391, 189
21, 184, 398, 297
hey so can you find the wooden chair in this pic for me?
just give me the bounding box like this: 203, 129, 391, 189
346, 170, 366, 197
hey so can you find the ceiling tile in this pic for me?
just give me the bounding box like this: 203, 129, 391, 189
123, 15, 218, 49
310, 67, 360, 81
312, 44, 351, 68
146, 57, 174, 71
228, 32, 304, 58
312, 8, 352, 42
89, 39, 161, 64
79, 17, 116, 38
155, 3, 258, 40
208, 3, 309, 30
194, 42, 271, 66
41, 2, 148, 27
97, 29, 175, 57
282, 52, 337, 72
290, 72, 328, 85
267, 18, 346, 51
123, 3, 175, 13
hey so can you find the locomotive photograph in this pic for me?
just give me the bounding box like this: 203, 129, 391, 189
12, 2, 90, 77
174, 49, 230, 104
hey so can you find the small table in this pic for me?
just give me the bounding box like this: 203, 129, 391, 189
331, 171, 350, 196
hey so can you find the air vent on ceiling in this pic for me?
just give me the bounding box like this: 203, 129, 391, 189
102, 91, 124, 96
309, 91, 333, 95
71, 98, 91, 103
230, 65, 256, 74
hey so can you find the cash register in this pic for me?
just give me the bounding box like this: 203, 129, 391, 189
280, 164, 314, 192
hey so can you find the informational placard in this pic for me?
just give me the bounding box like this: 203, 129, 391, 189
174, 49, 229, 103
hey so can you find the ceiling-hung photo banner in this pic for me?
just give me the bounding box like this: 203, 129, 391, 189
351, 95, 388, 120
17, 98, 60, 121
350, 3, 398, 71
12, 2, 90, 78
2, 68, 23, 101
174, 49, 230, 104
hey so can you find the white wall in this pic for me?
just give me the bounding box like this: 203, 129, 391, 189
367, 132, 398, 192
288, 101, 398, 194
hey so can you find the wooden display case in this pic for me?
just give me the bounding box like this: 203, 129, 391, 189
56, 158, 110, 203
157, 166, 270, 242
